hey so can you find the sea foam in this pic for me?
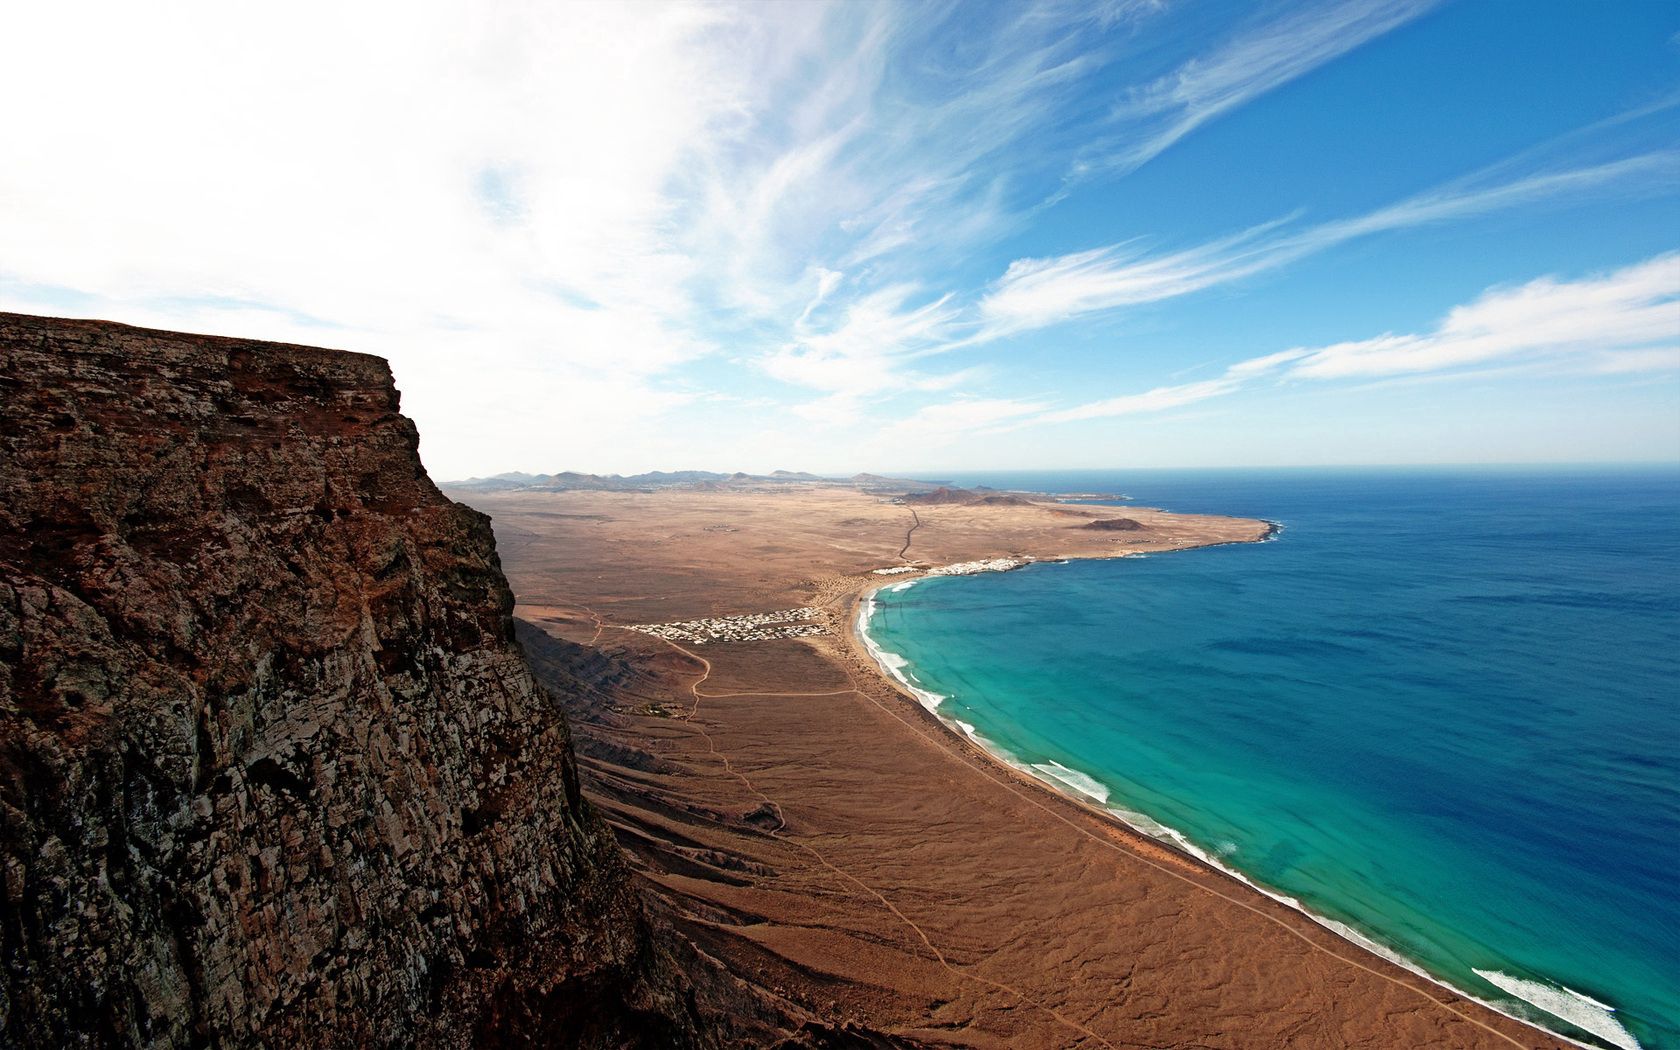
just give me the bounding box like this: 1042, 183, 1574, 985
1029, 760, 1111, 803
855, 475, 1676, 1050
858, 570, 1634, 1050
857, 595, 944, 711
1474, 970, 1641, 1050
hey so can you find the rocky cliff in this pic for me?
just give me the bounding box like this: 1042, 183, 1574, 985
0, 314, 828, 1048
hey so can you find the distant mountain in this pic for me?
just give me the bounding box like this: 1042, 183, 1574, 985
850, 472, 948, 491
446, 469, 728, 492
901, 485, 1035, 506
444, 469, 947, 493
0, 314, 751, 1045
1080, 516, 1148, 531
634, 470, 735, 484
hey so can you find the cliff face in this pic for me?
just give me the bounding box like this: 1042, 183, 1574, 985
0, 314, 694, 1047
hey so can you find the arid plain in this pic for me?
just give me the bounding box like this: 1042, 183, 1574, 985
449, 480, 1567, 1050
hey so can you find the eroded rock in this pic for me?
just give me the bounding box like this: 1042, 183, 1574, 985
0, 315, 696, 1047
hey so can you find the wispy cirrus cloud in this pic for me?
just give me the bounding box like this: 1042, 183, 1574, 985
766, 284, 963, 400
1040, 349, 1312, 423
1, 1, 1671, 474
1069, 0, 1440, 181
0, 1, 758, 478
690, 0, 1443, 401
973, 219, 1292, 340
975, 151, 1680, 342
1033, 253, 1680, 425
0, 0, 1199, 474
748, 135, 1678, 445
1287, 252, 1680, 380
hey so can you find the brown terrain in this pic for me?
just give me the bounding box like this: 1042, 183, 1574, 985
0, 315, 873, 1048
0, 312, 1566, 1049
452, 483, 1572, 1050
1080, 517, 1149, 532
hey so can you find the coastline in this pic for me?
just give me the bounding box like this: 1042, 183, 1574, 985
458, 480, 1581, 1049
842, 553, 1616, 1050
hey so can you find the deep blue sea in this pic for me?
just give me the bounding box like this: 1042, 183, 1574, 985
862, 468, 1680, 1049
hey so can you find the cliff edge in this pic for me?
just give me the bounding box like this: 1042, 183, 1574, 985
0, 314, 793, 1047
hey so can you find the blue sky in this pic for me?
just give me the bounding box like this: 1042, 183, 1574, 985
2, 0, 1676, 478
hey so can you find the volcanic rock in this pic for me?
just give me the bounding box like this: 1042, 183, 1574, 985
0, 314, 836, 1048
1079, 517, 1149, 532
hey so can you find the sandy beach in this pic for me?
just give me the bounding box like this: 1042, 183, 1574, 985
450, 480, 1569, 1049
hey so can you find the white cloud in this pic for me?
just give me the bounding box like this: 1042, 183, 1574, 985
976, 220, 1288, 338
1036, 253, 1680, 424
1, 1, 1671, 476
1038, 367, 1268, 424
1082, 0, 1439, 178
0, 0, 1181, 476
1288, 253, 1680, 379
1299, 153, 1680, 248
765, 284, 962, 399
0, 0, 758, 479
976, 153, 1678, 340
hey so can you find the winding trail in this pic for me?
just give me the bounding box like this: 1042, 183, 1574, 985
597, 617, 1118, 1049
896, 508, 921, 562
691, 688, 858, 700
577, 595, 1538, 1050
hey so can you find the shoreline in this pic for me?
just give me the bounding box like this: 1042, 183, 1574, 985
840, 550, 1608, 1050
461, 480, 1591, 1048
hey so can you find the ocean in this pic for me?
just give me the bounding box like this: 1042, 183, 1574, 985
860, 467, 1680, 1049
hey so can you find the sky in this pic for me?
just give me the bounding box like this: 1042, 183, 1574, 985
2, 0, 1677, 479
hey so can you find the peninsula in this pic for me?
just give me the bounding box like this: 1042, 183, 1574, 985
449, 477, 1568, 1049
0, 312, 1567, 1048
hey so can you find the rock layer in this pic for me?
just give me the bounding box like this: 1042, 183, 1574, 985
0, 314, 705, 1047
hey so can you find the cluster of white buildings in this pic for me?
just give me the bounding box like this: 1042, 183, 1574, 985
626, 607, 829, 645
871, 558, 1031, 579
925, 557, 1029, 576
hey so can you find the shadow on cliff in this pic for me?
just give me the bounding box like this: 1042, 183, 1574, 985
0, 314, 909, 1050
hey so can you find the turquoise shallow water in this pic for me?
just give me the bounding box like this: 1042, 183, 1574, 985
863, 468, 1680, 1049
